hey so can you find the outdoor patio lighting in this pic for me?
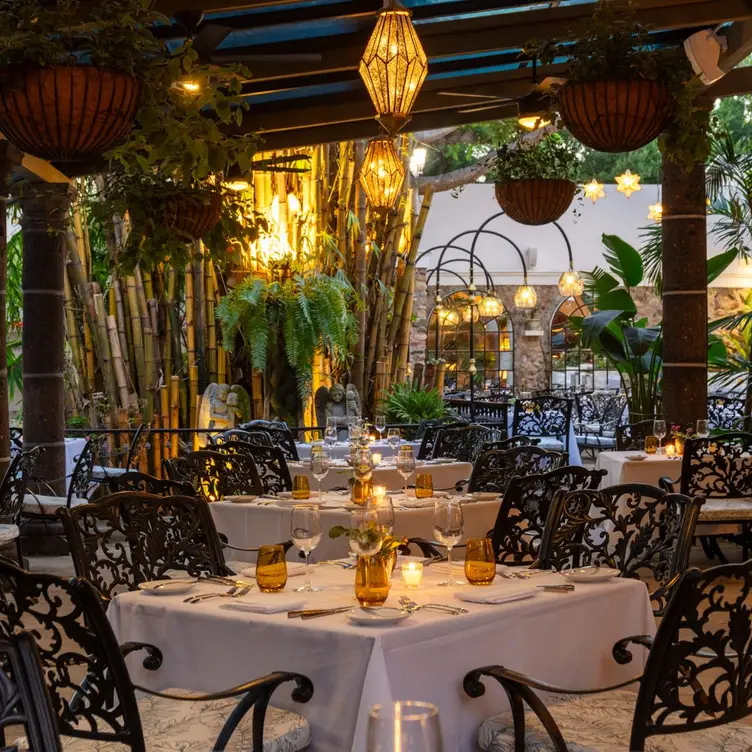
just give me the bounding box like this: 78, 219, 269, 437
518, 114, 551, 131
178, 80, 201, 93
514, 283, 537, 309
478, 295, 503, 318
615, 169, 642, 199
648, 202, 663, 221
359, 0, 428, 134
558, 269, 584, 297
582, 178, 606, 203
359, 136, 405, 212
409, 146, 427, 177
437, 306, 459, 326
287, 193, 302, 214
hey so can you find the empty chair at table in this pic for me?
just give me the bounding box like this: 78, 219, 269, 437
163, 449, 262, 501
210, 428, 273, 447
481, 435, 541, 451
512, 395, 573, 453
214, 440, 292, 494
9, 427, 23, 456
539, 483, 703, 614
0, 559, 314, 752
432, 424, 498, 462
489, 465, 605, 566
0, 447, 41, 566
575, 393, 627, 457
93, 423, 151, 481
464, 559, 752, 752
707, 392, 745, 431
468, 446, 568, 495
239, 419, 300, 461
106, 470, 195, 497
416, 418, 468, 460
615, 419, 657, 451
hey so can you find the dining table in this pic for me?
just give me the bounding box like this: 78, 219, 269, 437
296, 439, 422, 461
109, 564, 655, 752
594, 450, 681, 488
209, 489, 499, 562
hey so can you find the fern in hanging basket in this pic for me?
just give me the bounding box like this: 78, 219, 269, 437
492, 132, 578, 226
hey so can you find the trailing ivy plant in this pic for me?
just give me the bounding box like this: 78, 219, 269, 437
491, 131, 579, 184
216, 272, 359, 399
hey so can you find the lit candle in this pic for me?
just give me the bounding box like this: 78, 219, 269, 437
665, 443, 676, 457
372, 484, 386, 500
401, 562, 423, 588
372, 453, 382, 466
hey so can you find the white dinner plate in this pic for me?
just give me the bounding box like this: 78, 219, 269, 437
138, 579, 197, 595
225, 495, 258, 504
562, 567, 620, 583
624, 453, 648, 462
346, 607, 411, 626
470, 492, 500, 501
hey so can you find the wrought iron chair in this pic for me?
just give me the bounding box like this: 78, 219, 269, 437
163, 449, 263, 501
615, 418, 657, 451
481, 435, 541, 451
214, 441, 292, 494
464, 559, 752, 752
432, 424, 498, 463
416, 419, 467, 460
707, 392, 745, 431
0, 447, 41, 565
239, 420, 299, 461
575, 392, 626, 457
539, 484, 703, 614
468, 446, 568, 495
0, 559, 314, 752
106, 471, 196, 497
660, 432, 752, 562
0, 631, 62, 752
512, 396, 573, 453
8, 427, 23, 456
93, 423, 151, 481
489, 465, 605, 566
211, 428, 273, 447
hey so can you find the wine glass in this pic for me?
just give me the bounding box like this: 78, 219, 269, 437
310, 451, 330, 497
395, 452, 415, 500
653, 419, 667, 452
369, 494, 395, 535
374, 415, 386, 443
387, 428, 401, 458
349, 509, 383, 557
434, 500, 465, 587
367, 702, 443, 752
290, 505, 322, 592
325, 424, 338, 451
696, 419, 709, 438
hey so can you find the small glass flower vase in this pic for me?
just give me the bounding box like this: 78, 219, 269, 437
355, 555, 390, 607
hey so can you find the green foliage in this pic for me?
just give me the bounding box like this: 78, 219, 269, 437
7, 344, 21, 400
216, 272, 359, 400
492, 131, 579, 184
6, 230, 22, 326
382, 383, 449, 425
572, 140, 661, 184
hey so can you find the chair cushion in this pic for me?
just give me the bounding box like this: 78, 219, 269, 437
22, 494, 88, 514
576, 435, 616, 449
61, 692, 310, 751
92, 466, 128, 481
478, 689, 752, 751
536, 437, 565, 452
0, 523, 19, 544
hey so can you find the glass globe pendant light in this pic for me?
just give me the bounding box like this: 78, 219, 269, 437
558, 269, 584, 297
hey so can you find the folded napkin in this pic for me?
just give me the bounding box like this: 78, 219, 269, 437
454, 585, 537, 605
221, 596, 306, 614
240, 563, 307, 578
398, 498, 438, 509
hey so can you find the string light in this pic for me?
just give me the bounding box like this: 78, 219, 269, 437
518, 115, 551, 131
582, 178, 606, 203
409, 146, 427, 177
615, 169, 642, 199
177, 80, 201, 93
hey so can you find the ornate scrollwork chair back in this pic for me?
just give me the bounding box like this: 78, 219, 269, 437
468, 446, 569, 496
677, 432, 752, 498
59, 492, 230, 600
0, 447, 41, 521
432, 424, 498, 463
0, 631, 62, 752
124, 424, 151, 471
707, 393, 745, 431
213, 441, 292, 494
212, 429, 273, 447
574, 393, 600, 425
67, 435, 106, 505
481, 436, 541, 452
615, 419, 657, 451
238, 420, 299, 461
490, 466, 605, 566
106, 471, 195, 497
162, 450, 262, 502
416, 419, 467, 459
512, 396, 573, 451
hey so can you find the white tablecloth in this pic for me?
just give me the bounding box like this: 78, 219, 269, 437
210, 491, 499, 562
296, 440, 422, 461
109, 567, 654, 752
65, 438, 87, 489
595, 451, 681, 488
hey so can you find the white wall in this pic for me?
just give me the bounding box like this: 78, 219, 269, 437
418, 183, 752, 287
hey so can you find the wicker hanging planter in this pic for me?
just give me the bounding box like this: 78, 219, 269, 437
0, 66, 141, 162
557, 79, 674, 153
494, 179, 576, 226
160, 192, 224, 240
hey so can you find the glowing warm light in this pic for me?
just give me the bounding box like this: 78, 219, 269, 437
583, 178, 606, 203
478, 295, 503, 318
359, 0, 428, 134
359, 136, 405, 212
270, 195, 281, 224
225, 179, 249, 192
437, 307, 459, 326
409, 146, 428, 177
648, 202, 663, 221
287, 193, 301, 214
461, 302, 480, 323
401, 561, 423, 587
514, 284, 537, 309
558, 270, 584, 297
518, 115, 551, 131
178, 80, 201, 93
615, 169, 642, 199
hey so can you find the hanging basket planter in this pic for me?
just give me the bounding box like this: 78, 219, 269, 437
494, 179, 576, 226
0, 66, 141, 162
557, 79, 674, 153
159, 191, 224, 240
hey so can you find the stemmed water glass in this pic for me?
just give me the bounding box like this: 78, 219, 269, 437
374, 415, 386, 443
310, 448, 330, 497
369, 495, 395, 536
395, 450, 415, 500
653, 419, 667, 452
367, 702, 443, 752
434, 499, 465, 587
387, 428, 401, 457
349, 509, 383, 557
291, 505, 322, 592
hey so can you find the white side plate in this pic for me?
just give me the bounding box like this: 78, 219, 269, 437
138, 580, 197, 595
346, 607, 411, 626
562, 567, 620, 583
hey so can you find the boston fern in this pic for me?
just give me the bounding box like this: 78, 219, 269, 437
217, 272, 358, 399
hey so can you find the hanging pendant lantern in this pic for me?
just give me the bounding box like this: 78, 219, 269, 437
583, 178, 606, 203
615, 169, 642, 199
514, 283, 537, 309
558, 270, 585, 297
359, 0, 428, 134
478, 295, 503, 318
648, 202, 663, 221
360, 136, 405, 212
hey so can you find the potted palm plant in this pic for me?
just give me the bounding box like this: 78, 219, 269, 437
493, 132, 578, 225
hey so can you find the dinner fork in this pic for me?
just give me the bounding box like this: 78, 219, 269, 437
185, 585, 253, 604
397, 596, 468, 615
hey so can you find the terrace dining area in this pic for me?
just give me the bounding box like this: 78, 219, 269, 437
3, 0, 752, 750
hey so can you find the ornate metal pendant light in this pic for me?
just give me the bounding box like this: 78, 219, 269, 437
359, 0, 428, 134
514, 283, 537, 309
558, 269, 585, 297
359, 136, 406, 212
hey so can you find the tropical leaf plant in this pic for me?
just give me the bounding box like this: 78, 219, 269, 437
382, 383, 450, 425
216, 271, 359, 399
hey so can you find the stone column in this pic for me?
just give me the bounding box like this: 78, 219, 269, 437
19, 181, 74, 495
662, 156, 707, 428
0, 144, 22, 478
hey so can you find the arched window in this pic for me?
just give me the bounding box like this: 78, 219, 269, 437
551, 296, 618, 391
426, 290, 514, 393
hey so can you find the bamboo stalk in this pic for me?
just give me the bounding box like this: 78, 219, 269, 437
193, 249, 207, 391
192, 394, 202, 449
166, 267, 182, 380
160, 384, 169, 464
107, 314, 131, 408
185, 261, 197, 426
189, 364, 199, 428
112, 279, 130, 375
63, 270, 86, 395
151, 410, 161, 477
393, 271, 415, 383
147, 299, 163, 380
92, 293, 119, 411
143, 318, 156, 422
83, 321, 95, 394
126, 275, 147, 404
205, 259, 217, 383
352, 140, 367, 398
170, 375, 180, 458
217, 345, 227, 385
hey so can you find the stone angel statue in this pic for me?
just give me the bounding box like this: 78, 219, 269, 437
315, 383, 362, 439
197, 383, 252, 446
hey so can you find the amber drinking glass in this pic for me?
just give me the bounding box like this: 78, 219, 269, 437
256, 545, 288, 592
415, 473, 433, 499
355, 555, 390, 607
464, 537, 496, 586
644, 436, 658, 455
292, 475, 311, 500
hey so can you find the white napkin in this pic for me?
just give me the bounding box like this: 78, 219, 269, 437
240, 564, 307, 578
221, 596, 306, 614
398, 498, 437, 509
454, 585, 537, 605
